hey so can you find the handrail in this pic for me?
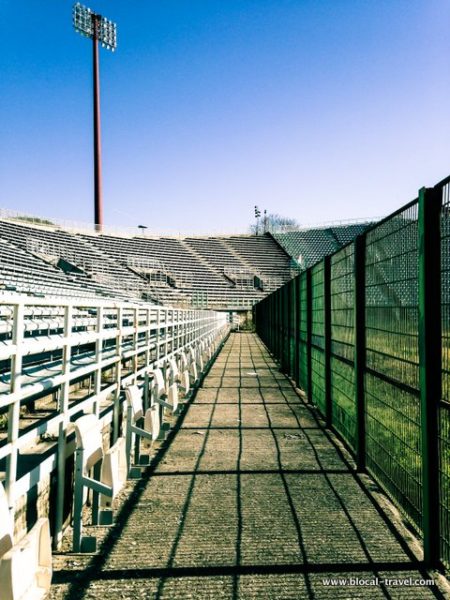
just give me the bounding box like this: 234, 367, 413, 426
0, 296, 229, 550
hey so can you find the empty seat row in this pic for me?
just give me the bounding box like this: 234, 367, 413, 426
71, 328, 226, 552
0, 217, 298, 307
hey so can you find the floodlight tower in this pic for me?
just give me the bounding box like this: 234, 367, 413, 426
73, 3, 117, 232
254, 206, 261, 236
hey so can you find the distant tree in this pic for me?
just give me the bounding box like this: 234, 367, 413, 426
249, 213, 300, 235
13, 215, 55, 226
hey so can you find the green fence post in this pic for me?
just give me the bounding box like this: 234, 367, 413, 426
354, 233, 366, 471
324, 256, 332, 427
418, 186, 441, 567
289, 278, 295, 377
276, 291, 281, 360
274, 292, 278, 358
286, 283, 291, 373
282, 285, 287, 371
272, 294, 276, 353
283, 283, 289, 374
270, 295, 274, 352
294, 276, 300, 385
306, 269, 312, 399
280, 288, 283, 363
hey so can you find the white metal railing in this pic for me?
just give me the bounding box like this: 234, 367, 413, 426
126, 257, 164, 271
0, 209, 247, 238
0, 294, 229, 548
0, 207, 381, 239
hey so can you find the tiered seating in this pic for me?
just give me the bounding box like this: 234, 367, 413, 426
184, 237, 262, 289
184, 237, 248, 273
80, 234, 217, 305
0, 220, 146, 300
0, 218, 300, 308
0, 235, 129, 300
273, 223, 373, 270
82, 234, 268, 309
274, 229, 338, 269
222, 235, 292, 291
331, 223, 373, 245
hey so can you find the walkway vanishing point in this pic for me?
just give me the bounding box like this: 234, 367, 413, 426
49, 333, 449, 600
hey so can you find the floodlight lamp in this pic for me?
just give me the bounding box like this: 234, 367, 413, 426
73, 3, 94, 38
72, 3, 117, 51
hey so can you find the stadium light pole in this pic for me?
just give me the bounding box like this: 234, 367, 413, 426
254, 205, 261, 236
73, 3, 117, 232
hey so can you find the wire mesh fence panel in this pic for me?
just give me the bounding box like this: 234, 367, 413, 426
365, 201, 422, 532
298, 271, 309, 392
330, 244, 356, 450
440, 181, 450, 566
311, 262, 326, 414
289, 278, 297, 377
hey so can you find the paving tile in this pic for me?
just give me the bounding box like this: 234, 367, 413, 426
48, 333, 444, 600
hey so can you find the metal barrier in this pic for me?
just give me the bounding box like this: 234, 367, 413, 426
254, 177, 450, 570
72, 325, 225, 551
0, 296, 228, 552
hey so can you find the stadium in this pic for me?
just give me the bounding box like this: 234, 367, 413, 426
1, 2, 450, 600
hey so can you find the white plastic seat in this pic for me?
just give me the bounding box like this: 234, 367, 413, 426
196, 343, 204, 372
100, 437, 128, 508
0, 481, 52, 600
188, 347, 198, 382
178, 351, 190, 395
151, 369, 166, 403
125, 384, 160, 447
74, 414, 103, 474
165, 358, 181, 414
73, 414, 127, 551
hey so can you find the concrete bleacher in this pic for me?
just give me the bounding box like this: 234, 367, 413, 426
184, 236, 251, 274
0, 234, 129, 301
0, 217, 368, 309
273, 222, 373, 270
330, 223, 372, 245
80, 231, 293, 309
80, 233, 237, 307
223, 234, 293, 290
0, 220, 146, 301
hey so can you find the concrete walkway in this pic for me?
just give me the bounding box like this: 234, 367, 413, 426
49, 333, 447, 599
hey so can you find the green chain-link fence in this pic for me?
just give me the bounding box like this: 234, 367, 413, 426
255, 176, 449, 569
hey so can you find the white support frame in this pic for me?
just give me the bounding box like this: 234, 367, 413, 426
0, 295, 228, 549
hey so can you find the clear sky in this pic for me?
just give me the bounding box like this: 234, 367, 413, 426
1, 0, 449, 234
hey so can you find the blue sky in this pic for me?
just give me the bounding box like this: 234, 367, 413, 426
1, 0, 449, 234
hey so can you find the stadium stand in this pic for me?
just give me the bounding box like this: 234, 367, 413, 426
0, 234, 129, 300
0, 209, 380, 598
0, 220, 145, 301
0, 216, 371, 310
273, 222, 373, 270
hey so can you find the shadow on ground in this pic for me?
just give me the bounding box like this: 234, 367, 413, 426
49, 333, 447, 600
